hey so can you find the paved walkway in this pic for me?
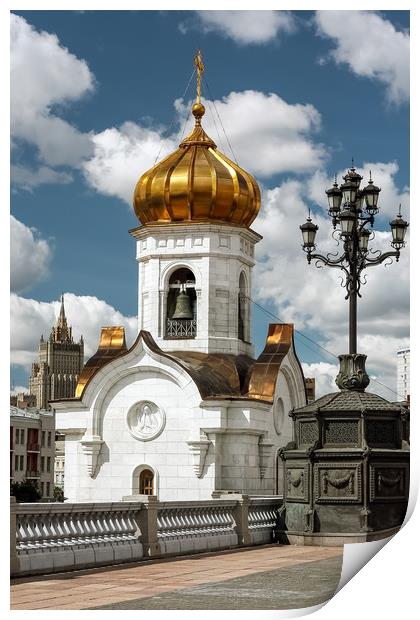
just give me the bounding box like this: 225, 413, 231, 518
11, 545, 343, 611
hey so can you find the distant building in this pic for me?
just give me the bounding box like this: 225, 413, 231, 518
29, 295, 84, 410
10, 392, 37, 409
397, 347, 410, 401
304, 377, 316, 403
10, 407, 55, 500
54, 433, 65, 489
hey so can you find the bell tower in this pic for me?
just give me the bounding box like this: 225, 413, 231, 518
130, 52, 261, 356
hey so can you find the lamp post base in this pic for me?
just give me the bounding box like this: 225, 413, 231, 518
335, 354, 370, 391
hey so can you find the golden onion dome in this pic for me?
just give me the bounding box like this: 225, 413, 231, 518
133, 58, 261, 228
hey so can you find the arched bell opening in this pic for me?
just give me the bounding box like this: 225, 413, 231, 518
165, 267, 197, 339
238, 271, 249, 342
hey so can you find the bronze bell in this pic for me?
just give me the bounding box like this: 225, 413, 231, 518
172, 287, 193, 320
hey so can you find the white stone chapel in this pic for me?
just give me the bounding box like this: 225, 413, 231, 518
53, 55, 307, 502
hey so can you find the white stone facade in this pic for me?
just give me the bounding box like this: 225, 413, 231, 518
131, 222, 261, 357
55, 334, 306, 502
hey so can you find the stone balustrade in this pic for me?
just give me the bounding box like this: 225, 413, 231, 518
10, 495, 282, 577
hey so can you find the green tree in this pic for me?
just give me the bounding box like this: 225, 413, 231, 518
53, 486, 66, 502
11, 479, 41, 503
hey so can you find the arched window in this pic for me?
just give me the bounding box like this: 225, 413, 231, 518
238, 272, 247, 341
165, 267, 197, 339
139, 468, 154, 495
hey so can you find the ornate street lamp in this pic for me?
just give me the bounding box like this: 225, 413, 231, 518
300, 164, 409, 365
278, 162, 410, 544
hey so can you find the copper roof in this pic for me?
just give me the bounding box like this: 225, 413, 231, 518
72, 324, 297, 403
245, 324, 295, 401
74, 326, 127, 398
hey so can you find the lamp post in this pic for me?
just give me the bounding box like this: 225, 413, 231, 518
300, 165, 409, 358
277, 168, 411, 543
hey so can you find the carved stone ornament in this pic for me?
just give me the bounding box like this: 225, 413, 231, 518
127, 401, 165, 442
259, 441, 274, 479
187, 434, 211, 478
80, 436, 103, 478
335, 354, 370, 391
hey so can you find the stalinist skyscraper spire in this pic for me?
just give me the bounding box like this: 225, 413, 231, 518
29, 294, 84, 409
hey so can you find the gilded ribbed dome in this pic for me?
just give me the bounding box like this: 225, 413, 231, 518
133, 101, 261, 227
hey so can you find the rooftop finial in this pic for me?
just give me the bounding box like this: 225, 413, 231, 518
192, 50, 205, 124
194, 49, 204, 104
58, 292, 67, 327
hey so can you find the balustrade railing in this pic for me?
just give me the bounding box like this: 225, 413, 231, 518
157, 501, 237, 554
11, 495, 283, 577
248, 498, 279, 544
25, 470, 40, 478
13, 502, 143, 576
165, 318, 197, 338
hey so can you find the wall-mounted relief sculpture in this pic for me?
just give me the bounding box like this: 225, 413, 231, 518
369, 463, 409, 502
127, 401, 166, 441
315, 463, 361, 504
285, 464, 309, 502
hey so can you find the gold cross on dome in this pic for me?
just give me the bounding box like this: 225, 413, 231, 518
194, 50, 204, 103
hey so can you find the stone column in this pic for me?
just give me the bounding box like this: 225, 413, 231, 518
134, 496, 160, 558
213, 493, 251, 546
10, 496, 19, 576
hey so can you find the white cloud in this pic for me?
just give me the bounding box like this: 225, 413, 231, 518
193, 11, 296, 44
253, 170, 409, 400
10, 386, 30, 396
301, 362, 339, 398
314, 11, 409, 105
83, 122, 176, 205
83, 91, 327, 204
10, 293, 138, 369
11, 165, 73, 190
197, 92, 326, 177
10, 14, 94, 167
10, 216, 53, 294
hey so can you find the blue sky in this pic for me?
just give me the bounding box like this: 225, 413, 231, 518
10, 10, 410, 398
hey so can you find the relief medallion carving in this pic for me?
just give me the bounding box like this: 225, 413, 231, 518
127, 401, 165, 441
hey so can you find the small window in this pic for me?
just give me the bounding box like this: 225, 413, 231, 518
47, 457, 51, 473
47, 432, 52, 448
19, 455, 24, 470
41, 431, 45, 448
14, 455, 18, 470
46, 482, 50, 496
20, 429, 24, 444
41, 457, 45, 472
15, 429, 19, 444
139, 469, 154, 495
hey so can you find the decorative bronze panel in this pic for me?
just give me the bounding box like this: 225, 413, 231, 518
366, 420, 397, 447
285, 464, 309, 503
369, 463, 409, 502
315, 462, 362, 504
299, 421, 318, 445
324, 420, 359, 446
